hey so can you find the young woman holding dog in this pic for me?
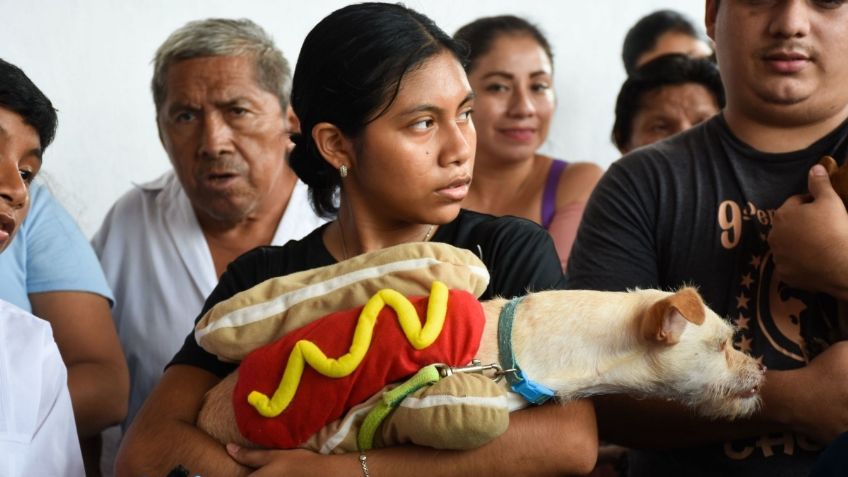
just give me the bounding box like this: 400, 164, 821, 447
454, 16, 604, 271
117, 3, 597, 476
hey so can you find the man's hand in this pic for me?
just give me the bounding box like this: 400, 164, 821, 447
767, 341, 848, 444
769, 164, 848, 299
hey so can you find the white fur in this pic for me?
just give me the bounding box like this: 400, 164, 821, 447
477, 288, 764, 418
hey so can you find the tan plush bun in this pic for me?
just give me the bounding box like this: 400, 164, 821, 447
195, 242, 490, 362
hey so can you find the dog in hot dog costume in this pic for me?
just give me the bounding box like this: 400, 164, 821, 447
195, 242, 765, 453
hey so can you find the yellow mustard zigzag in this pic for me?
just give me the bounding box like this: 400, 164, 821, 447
247, 280, 450, 418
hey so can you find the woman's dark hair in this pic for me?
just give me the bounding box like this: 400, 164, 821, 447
289, 2, 466, 218
453, 15, 553, 74
612, 53, 725, 151
622, 9, 707, 75
0, 58, 58, 153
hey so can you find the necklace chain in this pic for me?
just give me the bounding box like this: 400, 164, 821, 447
422, 224, 434, 242
339, 222, 434, 260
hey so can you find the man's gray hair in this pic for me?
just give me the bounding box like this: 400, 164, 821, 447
152, 18, 291, 114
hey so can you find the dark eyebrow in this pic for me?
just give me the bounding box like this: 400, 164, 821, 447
165, 102, 196, 117
399, 104, 441, 116
481, 70, 551, 81
166, 96, 256, 117
0, 124, 43, 160
214, 97, 254, 108
398, 92, 476, 117
481, 71, 514, 81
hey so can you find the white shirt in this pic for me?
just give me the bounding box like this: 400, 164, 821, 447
0, 299, 84, 477
92, 171, 327, 427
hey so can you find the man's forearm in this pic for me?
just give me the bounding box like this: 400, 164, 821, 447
594, 369, 802, 448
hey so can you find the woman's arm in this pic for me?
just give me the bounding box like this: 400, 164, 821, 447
228, 399, 598, 477
549, 162, 604, 270
556, 162, 604, 207
116, 365, 250, 476
119, 367, 597, 477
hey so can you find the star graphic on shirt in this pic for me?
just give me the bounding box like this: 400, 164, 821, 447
750, 255, 762, 268
737, 335, 753, 353
734, 315, 750, 331
741, 273, 754, 288
737, 292, 750, 310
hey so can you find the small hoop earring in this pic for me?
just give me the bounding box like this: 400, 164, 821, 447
339, 165, 348, 178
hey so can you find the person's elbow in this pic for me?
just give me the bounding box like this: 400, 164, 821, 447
115, 365, 231, 476
114, 438, 145, 477
99, 360, 130, 425
115, 395, 177, 476
66, 355, 130, 433
30, 291, 131, 430
555, 399, 599, 475
568, 428, 599, 475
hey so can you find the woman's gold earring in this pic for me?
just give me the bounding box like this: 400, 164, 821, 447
339, 165, 348, 178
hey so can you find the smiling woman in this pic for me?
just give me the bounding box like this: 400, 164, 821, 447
455, 15, 604, 271
116, 3, 597, 476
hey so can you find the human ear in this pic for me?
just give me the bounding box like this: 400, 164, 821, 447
285, 105, 301, 135
312, 122, 355, 171
284, 106, 301, 154
705, 0, 718, 41
155, 114, 166, 149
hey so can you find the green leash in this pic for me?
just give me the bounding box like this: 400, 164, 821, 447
357, 364, 442, 451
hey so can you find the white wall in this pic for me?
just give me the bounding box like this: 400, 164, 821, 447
2, 0, 707, 236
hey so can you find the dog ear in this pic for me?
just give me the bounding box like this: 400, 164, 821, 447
641, 288, 706, 345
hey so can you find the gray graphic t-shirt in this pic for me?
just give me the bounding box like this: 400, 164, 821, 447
566, 113, 848, 477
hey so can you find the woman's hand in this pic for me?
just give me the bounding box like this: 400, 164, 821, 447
226, 444, 353, 477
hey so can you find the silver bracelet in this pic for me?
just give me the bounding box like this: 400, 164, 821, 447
359, 451, 371, 477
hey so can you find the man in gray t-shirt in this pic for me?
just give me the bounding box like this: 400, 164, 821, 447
567, 1, 848, 476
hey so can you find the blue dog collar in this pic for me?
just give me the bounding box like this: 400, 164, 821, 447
497, 296, 556, 405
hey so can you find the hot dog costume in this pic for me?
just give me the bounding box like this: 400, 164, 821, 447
195, 243, 510, 453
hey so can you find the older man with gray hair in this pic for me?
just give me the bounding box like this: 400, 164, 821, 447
92, 18, 325, 469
